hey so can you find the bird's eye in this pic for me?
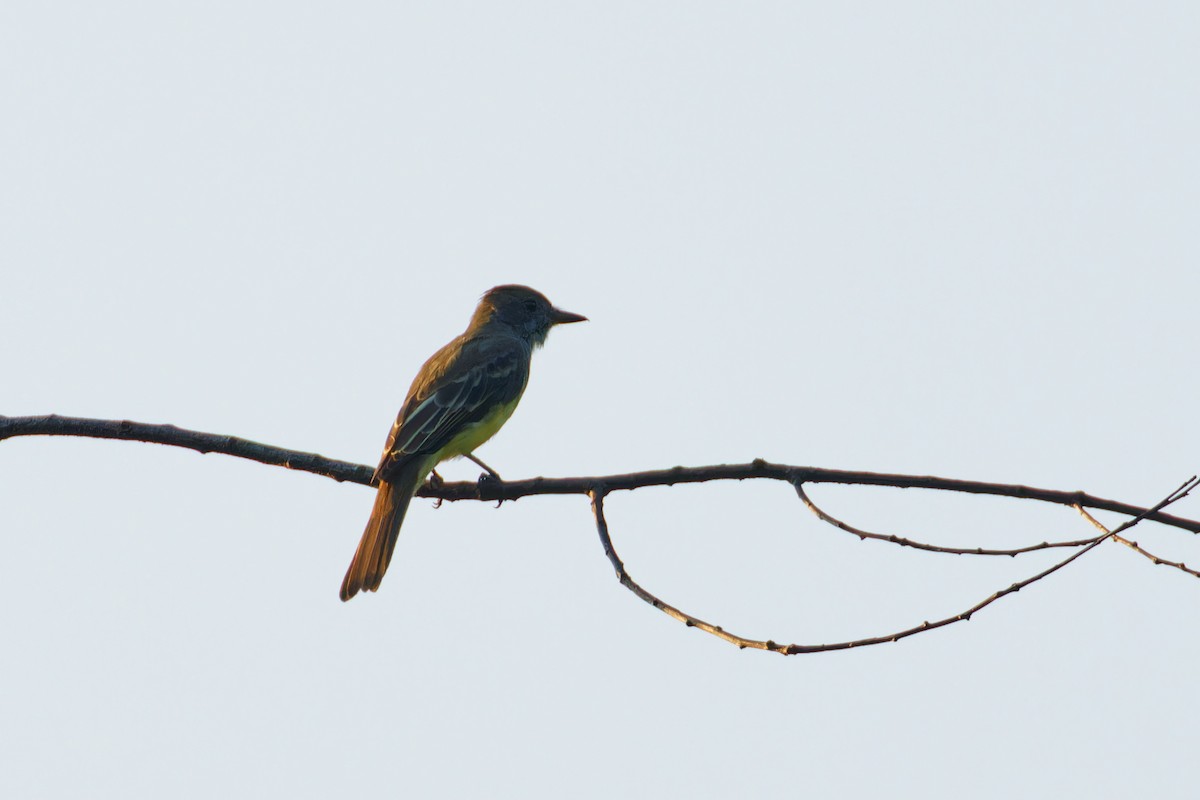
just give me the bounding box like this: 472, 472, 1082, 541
523, 300, 538, 312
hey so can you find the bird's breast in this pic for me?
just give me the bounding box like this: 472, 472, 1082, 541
438, 397, 522, 460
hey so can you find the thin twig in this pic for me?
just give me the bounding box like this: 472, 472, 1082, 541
592, 477, 1199, 655
1075, 504, 1200, 580
794, 483, 1096, 556
589, 489, 772, 651
4, 414, 1199, 535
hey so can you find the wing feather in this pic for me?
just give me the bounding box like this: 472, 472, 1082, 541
374, 336, 529, 483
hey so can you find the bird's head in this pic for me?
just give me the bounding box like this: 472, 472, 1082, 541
472, 284, 587, 346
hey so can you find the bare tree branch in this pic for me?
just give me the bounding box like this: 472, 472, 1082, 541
0, 414, 374, 484
5, 414, 1199, 655
1075, 504, 1200, 580
592, 477, 1199, 655
794, 483, 1097, 556
4, 414, 1199, 534
589, 489, 761, 650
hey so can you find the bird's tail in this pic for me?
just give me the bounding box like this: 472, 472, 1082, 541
340, 460, 426, 601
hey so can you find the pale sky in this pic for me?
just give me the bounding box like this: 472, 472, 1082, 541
3, 3, 1199, 798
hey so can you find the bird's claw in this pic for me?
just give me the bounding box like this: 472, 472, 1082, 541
476, 470, 506, 507
429, 470, 445, 508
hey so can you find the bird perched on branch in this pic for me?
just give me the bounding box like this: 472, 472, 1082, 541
340, 284, 587, 601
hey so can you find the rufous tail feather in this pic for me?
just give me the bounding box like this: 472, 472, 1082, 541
340, 461, 425, 601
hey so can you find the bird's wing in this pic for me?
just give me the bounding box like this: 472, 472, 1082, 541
373, 335, 529, 483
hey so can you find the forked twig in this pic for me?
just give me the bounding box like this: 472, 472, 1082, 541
1075, 504, 1200, 580
592, 477, 1199, 655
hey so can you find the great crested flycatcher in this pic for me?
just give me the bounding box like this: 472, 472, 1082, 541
340, 284, 586, 601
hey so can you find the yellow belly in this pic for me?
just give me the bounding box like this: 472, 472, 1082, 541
435, 397, 521, 462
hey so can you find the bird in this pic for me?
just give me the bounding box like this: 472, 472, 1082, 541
340, 284, 587, 601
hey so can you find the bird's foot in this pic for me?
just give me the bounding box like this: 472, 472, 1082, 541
476, 471, 504, 505
429, 470, 445, 508
473, 466, 506, 507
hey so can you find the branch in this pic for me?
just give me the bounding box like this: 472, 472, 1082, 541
794, 483, 1097, 556
591, 477, 1200, 655
6, 414, 1199, 655
4, 415, 1199, 534
1075, 504, 1200, 580
0, 414, 373, 484
590, 489, 756, 650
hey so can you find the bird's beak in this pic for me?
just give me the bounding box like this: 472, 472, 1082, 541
549, 307, 588, 325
